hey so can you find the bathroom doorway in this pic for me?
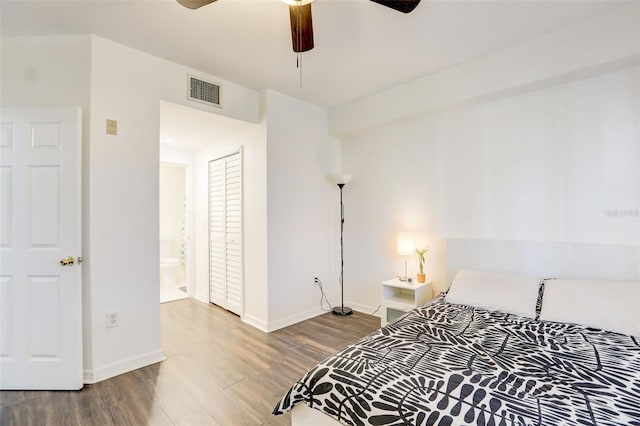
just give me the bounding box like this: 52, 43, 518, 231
159, 162, 188, 303
159, 100, 257, 306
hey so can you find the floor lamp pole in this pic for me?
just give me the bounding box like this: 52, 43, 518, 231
333, 183, 352, 316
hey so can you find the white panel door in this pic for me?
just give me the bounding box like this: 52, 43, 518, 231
208, 151, 242, 316
0, 107, 82, 390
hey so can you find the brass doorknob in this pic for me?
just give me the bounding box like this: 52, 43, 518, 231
59, 256, 75, 266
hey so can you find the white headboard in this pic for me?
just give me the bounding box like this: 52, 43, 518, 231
446, 239, 640, 284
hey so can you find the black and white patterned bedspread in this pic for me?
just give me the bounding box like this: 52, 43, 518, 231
273, 295, 640, 425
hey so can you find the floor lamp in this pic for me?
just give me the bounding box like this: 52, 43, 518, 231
330, 174, 352, 316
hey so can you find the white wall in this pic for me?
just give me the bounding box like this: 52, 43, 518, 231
331, 4, 640, 313
264, 90, 341, 330
86, 35, 260, 381
340, 66, 639, 312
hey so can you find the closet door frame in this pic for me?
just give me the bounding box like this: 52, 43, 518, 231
208, 147, 243, 317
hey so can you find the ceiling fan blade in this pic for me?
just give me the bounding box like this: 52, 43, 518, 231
176, 0, 217, 10
370, 0, 420, 14
289, 3, 314, 53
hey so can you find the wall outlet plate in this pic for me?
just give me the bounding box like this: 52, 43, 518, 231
106, 312, 119, 328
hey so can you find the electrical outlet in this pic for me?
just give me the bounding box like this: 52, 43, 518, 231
106, 312, 119, 328
314, 276, 320, 285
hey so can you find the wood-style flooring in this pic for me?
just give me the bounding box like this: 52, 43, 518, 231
0, 299, 380, 425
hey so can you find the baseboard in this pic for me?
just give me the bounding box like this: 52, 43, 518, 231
194, 293, 209, 304
242, 313, 269, 332
243, 307, 328, 333
83, 349, 166, 384
266, 307, 327, 332
345, 301, 382, 318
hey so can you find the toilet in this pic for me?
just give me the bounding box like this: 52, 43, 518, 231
160, 239, 181, 289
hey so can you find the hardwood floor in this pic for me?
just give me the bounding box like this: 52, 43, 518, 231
0, 299, 380, 426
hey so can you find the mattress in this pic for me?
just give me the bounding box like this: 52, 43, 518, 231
273, 295, 640, 425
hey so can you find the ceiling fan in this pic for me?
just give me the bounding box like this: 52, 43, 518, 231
176, 0, 421, 53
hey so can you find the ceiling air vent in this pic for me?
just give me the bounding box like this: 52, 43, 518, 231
188, 75, 221, 108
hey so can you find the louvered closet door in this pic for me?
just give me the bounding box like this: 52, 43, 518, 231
208, 151, 242, 316
224, 154, 242, 314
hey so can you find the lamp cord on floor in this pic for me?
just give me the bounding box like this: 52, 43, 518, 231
315, 277, 380, 317
368, 305, 381, 317
314, 277, 333, 312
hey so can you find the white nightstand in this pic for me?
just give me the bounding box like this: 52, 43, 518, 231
381, 278, 433, 326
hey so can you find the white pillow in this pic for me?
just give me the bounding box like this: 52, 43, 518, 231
445, 269, 541, 318
539, 279, 640, 337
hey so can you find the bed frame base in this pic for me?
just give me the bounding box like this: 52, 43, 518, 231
291, 404, 343, 426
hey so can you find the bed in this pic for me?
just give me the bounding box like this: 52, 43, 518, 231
273, 259, 640, 425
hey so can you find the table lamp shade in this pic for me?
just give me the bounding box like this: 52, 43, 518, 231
397, 233, 415, 256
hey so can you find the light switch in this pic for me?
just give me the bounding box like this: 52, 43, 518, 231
106, 119, 117, 135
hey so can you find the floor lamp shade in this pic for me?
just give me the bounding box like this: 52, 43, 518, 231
331, 173, 352, 316
329, 174, 352, 186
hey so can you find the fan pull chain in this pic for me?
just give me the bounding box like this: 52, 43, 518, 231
298, 53, 303, 88
297, 4, 303, 88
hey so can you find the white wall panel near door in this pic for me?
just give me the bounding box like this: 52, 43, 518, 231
208, 151, 242, 316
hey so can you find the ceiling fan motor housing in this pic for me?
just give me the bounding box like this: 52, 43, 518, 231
289, 3, 314, 53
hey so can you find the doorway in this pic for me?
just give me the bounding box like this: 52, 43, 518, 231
159, 162, 188, 303
159, 100, 256, 309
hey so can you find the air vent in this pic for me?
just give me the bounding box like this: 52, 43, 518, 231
188, 75, 221, 107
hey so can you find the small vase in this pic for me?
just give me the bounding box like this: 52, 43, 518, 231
417, 273, 426, 283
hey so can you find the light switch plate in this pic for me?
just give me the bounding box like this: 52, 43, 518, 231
106, 119, 117, 135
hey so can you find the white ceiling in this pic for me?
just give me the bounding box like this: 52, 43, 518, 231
1, 0, 629, 109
